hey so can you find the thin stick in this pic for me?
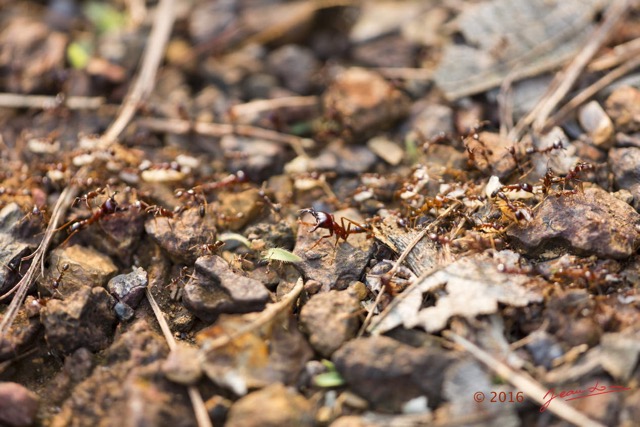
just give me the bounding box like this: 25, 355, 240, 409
443, 331, 605, 427
588, 36, 640, 72
545, 54, 640, 130
230, 95, 318, 117
137, 117, 311, 157
0, 93, 105, 110
146, 286, 212, 427
510, 0, 630, 139
101, 0, 176, 145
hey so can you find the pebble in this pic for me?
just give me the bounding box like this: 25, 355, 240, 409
463, 131, 516, 177
299, 290, 361, 357
163, 343, 203, 385
608, 147, 640, 210
40, 287, 117, 354
578, 100, 614, 148
332, 336, 455, 412
367, 136, 404, 165
107, 266, 148, 308
44, 245, 118, 296
217, 189, 264, 231
605, 86, 640, 133
407, 102, 454, 140
507, 186, 640, 259
145, 203, 217, 264
182, 255, 269, 322
322, 68, 410, 139
267, 44, 320, 94
225, 383, 314, 427
0, 382, 39, 427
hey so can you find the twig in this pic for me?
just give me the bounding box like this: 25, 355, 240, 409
100, 0, 176, 146
230, 95, 318, 118
146, 286, 212, 427
544, 54, 640, 131
588, 36, 640, 72
137, 117, 312, 158
200, 277, 303, 351
443, 331, 605, 427
510, 0, 631, 139
0, 93, 105, 110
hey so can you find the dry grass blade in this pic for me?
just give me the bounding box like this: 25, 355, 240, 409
443, 331, 605, 427
545, 54, 640, 130
0, 93, 105, 110
511, 0, 631, 139
145, 287, 212, 427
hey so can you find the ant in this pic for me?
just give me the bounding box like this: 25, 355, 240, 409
257, 185, 281, 218
52, 263, 69, 289
494, 191, 532, 223
563, 162, 593, 193
62, 191, 124, 245
525, 140, 564, 155
73, 187, 105, 209
134, 200, 174, 220
490, 182, 534, 198
190, 240, 225, 257
298, 208, 371, 251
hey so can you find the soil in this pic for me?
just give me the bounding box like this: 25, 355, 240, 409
1, 1, 640, 427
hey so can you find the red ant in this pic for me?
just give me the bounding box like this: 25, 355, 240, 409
52, 263, 69, 289
62, 191, 124, 245
494, 191, 532, 222
298, 208, 371, 251
190, 240, 225, 257
491, 183, 534, 198
134, 200, 174, 219
526, 140, 564, 155
73, 187, 105, 209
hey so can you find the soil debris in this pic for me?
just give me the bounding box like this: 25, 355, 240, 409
0, 381, 39, 427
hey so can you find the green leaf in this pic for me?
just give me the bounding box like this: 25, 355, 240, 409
404, 136, 419, 165
263, 248, 303, 263
313, 371, 345, 388
67, 42, 91, 70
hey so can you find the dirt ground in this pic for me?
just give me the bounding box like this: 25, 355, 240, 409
1, 1, 640, 426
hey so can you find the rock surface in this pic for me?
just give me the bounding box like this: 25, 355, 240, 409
605, 86, 640, 133
107, 266, 148, 308
608, 147, 640, 210
333, 336, 456, 412
225, 383, 314, 427
40, 287, 117, 354
45, 245, 118, 296
300, 290, 361, 357
507, 186, 640, 259
182, 255, 269, 322
0, 382, 39, 427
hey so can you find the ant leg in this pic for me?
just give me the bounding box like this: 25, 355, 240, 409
308, 233, 333, 251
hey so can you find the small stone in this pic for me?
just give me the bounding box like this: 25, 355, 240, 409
367, 136, 404, 165
408, 103, 454, 140
609, 147, 640, 210
145, 204, 217, 264
226, 383, 314, 427
45, 245, 118, 296
217, 189, 264, 231
329, 142, 378, 175
41, 287, 117, 354
114, 302, 134, 322
322, 68, 410, 139
300, 290, 361, 357
579, 100, 614, 148
107, 266, 148, 308
304, 279, 322, 295
352, 35, 415, 68
182, 255, 269, 322
332, 336, 455, 412
267, 44, 319, 94
507, 186, 640, 259
163, 344, 203, 385
0, 239, 32, 295
605, 86, 640, 133
0, 382, 39, 427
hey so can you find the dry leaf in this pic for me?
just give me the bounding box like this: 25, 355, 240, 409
371, 251, 543, 333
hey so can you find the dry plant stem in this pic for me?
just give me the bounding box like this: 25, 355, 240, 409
137, 117, 311, 158
444, 331, 605, 427
545, 54, 640, 130
588, 36, 640, 71
511, 0, 631, 139
145, 287, 212, 427
230, 95, 318, 116
101, 0, 176, 145
200, 277, 303, 352
0, 93, 105, 110
0, 169, 85, 338
371, 67, 433, 80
